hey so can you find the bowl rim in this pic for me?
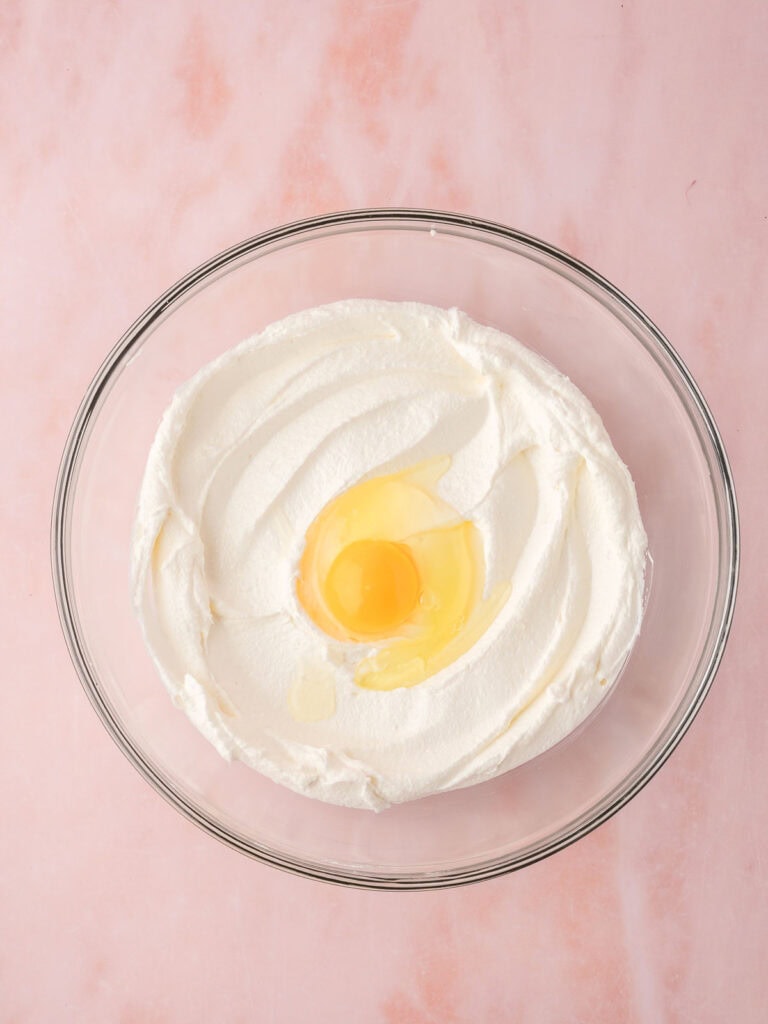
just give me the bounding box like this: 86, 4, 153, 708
51, 207, 740, 890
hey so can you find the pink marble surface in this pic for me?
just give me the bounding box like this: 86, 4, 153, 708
2, 0, 765, 1020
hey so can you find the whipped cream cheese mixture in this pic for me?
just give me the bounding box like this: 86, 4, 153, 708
132, 300, 647, 810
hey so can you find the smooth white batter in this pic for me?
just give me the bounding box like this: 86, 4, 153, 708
132, 300, 647, 810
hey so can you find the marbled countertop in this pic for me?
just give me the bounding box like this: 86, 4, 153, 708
3, 2, 765, 1021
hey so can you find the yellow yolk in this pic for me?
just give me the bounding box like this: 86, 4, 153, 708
296, 458, 507, 691
325, 539, 421, 637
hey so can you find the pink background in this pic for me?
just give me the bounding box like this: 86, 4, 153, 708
3, 1, 765, 1020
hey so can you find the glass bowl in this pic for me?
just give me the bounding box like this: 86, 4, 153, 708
52, 210, 738, 889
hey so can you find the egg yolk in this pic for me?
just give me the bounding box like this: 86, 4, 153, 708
296, 458, 507, 691
325, 539, 420, 637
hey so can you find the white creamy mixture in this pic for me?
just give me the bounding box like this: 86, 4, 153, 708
132, 300, 647, 810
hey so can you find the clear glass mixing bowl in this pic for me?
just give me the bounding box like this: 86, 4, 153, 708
52, 210, 738, 889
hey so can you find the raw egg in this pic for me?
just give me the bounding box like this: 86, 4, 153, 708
296, 459, 507, 690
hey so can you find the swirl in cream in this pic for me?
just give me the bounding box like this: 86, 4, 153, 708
132, 300, 647, 810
